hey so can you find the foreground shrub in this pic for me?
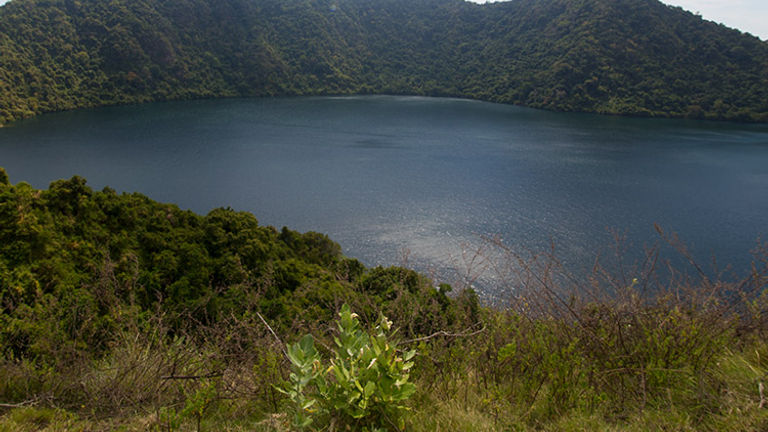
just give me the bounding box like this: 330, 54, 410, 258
281, 304, 416, 431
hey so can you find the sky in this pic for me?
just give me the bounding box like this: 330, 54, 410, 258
0, 0, 765, 40
660, 0, 768, 40
469, 0, 768, 40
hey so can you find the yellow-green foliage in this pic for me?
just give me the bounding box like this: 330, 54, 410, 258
281, 305, 416, 431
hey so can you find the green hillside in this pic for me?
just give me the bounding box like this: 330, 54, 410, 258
0, 170, 473, 359
0, 170, 767, 430
1, 0, 767, 125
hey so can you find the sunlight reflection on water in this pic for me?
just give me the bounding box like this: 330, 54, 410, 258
1, 96, 767, 302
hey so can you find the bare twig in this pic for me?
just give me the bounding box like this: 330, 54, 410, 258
161, 372, 223, 381
401, 324, 486, 344
0, 399, 39, 408
257, 312, 287, 357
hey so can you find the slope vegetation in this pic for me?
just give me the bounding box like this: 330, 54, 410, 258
1, 169, 767, 430
1, 0, 767, 125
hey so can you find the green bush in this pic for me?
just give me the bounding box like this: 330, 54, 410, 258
281, 304, 416, 431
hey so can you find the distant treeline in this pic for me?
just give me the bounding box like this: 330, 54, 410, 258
1, 0, 767, 126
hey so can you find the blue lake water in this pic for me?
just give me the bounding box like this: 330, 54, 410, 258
1, 96, 766, 299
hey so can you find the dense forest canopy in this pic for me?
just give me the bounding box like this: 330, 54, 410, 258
1, 0, 767, 125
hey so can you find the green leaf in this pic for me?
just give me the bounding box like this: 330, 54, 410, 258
395, 382, 416, 400
299, 334, 315, 354
364, 381, 376, 398
403, 349, 416, 361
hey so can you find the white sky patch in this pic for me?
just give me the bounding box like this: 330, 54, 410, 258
661, 0, 768, 40
468, 0, 767, 40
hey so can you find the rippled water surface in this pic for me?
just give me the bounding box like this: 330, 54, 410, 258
2, 96, 767, 298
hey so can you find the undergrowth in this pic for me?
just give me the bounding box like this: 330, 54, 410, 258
1, 235, 767, 431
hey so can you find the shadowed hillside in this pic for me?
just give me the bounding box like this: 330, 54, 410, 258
1, 0, 767, 125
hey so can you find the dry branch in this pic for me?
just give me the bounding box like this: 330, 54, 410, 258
257, 312, 287, 357
402, 324, 486, 344
160, 372, 223, 381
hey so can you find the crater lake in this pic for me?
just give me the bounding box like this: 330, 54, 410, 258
1, 96, 766, 301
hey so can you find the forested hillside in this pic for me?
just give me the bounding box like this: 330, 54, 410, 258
1, 0, 767, 126
0, 169, 473, 361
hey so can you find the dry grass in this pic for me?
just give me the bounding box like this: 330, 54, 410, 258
2, 235, 767, 431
